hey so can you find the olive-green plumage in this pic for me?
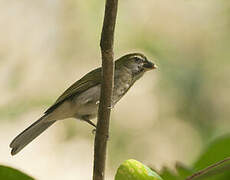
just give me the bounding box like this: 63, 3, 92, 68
10, 53, 157, 155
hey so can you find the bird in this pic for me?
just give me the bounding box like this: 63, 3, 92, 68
10, 53, 157, 155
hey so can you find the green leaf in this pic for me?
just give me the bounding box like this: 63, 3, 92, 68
115, 159, 163, 180
159, 166, 180, 180
191, 135, 230, 180
158, 135, 230, 180
0, 165, 34, 180
175, 162, 193, 179
194, 135, 230, 169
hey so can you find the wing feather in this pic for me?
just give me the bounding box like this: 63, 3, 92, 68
45, 67, 101, 114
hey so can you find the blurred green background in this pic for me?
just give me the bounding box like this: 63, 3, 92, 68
0, 0, 230, 179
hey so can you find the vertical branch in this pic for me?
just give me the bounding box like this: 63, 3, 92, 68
93, 0, 118, 180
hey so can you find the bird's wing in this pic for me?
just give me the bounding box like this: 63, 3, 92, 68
45, 67, 102, 114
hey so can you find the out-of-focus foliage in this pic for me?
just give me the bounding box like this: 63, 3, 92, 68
2, 134, 230, 180
159, 135, 230, 180
194, 135, 230, 170
115, 159, 163, 180
158, 163, 193, 180
0, 165, 34, 180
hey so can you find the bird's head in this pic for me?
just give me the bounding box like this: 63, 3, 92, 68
116, 53, 157, 76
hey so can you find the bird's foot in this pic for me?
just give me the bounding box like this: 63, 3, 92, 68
107, 104, 114, 109
106, 134, 109, 140
92, 128, 97, 134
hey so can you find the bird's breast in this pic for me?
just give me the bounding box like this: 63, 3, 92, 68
67, 71, 133, 119
113, 72, 133, 104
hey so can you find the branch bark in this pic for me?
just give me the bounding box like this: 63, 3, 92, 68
93, 0, 118, 180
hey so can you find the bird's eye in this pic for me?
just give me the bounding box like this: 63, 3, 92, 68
134, 57, 142, 63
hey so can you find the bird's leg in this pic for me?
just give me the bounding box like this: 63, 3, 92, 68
84, 118, 96, 128
81, 115, 97, 128
82, 116, 109, 139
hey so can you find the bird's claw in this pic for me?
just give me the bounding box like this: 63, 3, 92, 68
92, 128, 97, 134
107, 105, 114, 109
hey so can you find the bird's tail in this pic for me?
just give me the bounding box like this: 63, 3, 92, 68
10, 115, 56, 155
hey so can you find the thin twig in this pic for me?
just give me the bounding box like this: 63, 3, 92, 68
93, 0, 118, 180
186, 157, 230, 180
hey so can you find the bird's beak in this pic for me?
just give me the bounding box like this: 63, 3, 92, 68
143, 61, 158, 71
